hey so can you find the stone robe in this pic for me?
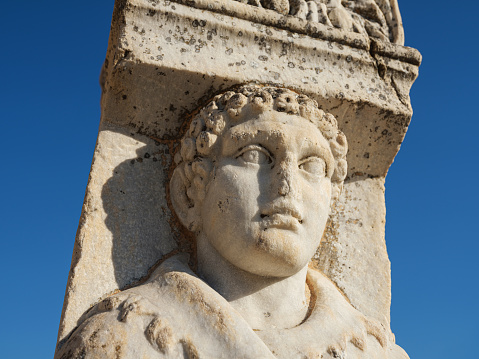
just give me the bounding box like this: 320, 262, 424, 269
56, 255, 409, 359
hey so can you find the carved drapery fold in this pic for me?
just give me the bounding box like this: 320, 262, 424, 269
235, 0, 404, 44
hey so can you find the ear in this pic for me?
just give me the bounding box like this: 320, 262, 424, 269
170, 164, 201, 232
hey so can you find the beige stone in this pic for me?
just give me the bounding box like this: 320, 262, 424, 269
56, 255, 405, 358
57, 122, 178, 349
56, 0, 420, 357
316, 176, 391, 327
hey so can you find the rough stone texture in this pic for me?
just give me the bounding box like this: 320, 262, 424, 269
315, 176, 390, 328
57, 122, 178, 349
100, 0, 418, 173
56, 0, 420, 356
227, 0, 404, 44
56, 255, 407, 359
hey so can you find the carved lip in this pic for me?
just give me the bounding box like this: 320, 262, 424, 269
260, 202, 303, 230
261, 214, 301, 230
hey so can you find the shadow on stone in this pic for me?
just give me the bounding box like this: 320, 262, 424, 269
101, 132, 178, 290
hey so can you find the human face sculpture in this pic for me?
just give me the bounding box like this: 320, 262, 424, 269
200, 109, 334, 278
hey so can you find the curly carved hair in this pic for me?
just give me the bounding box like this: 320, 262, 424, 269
170, 85, 348, 232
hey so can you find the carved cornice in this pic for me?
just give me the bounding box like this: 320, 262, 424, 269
165, 0, 420, 64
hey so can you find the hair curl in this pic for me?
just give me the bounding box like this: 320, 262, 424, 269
170, 85, 348, 232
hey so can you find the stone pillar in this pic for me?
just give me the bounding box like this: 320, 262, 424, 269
56, 0, 420, 355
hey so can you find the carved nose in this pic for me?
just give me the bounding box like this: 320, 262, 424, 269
276, 157, 295, 197
278, 178, 290, 196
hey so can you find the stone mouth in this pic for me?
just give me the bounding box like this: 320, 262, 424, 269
261, 202, 303, 222
260, 213, 302, 230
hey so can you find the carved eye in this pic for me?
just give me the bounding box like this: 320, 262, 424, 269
237, 146, 272, 165
299, 157, 326, 177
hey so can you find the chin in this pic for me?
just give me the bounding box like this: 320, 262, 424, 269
243, 228, 314, 277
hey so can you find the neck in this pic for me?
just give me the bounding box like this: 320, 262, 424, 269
196, 233, 310, 330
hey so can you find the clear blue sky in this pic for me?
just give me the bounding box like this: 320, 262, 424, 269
1, 1, 477, 358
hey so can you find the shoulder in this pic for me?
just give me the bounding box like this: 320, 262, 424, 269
55, 255, 271, 359
306, 268, 401, 359
55, 292, 185, 358
388, 343, 410, 359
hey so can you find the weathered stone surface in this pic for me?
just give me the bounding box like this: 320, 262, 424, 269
315, 176, 391, 328
56, 255, 405, 358
56, 0, 420, 357
100, 0, 418, 172
57, 122, 178, 349
170, 0, 405, 44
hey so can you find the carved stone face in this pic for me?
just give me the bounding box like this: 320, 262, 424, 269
200, 110, 334, 277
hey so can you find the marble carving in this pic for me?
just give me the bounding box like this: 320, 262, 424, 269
55, 0, 421, 356
56, 86, 408, 358
235, 0, 404, 44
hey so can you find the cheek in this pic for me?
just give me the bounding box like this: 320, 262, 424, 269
204, 166, 262, 221
304, 179, 331, 224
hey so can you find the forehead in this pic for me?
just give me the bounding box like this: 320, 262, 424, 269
221, 110, 331, 155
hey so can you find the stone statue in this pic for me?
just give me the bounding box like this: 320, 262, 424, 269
239, 0, 404, 44
55, 85, 409, 358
